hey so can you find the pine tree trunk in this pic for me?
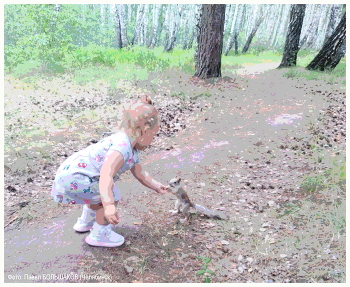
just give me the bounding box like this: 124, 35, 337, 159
278, 4, 306, 68
306, 13, 346, 71
194, 4, 226, 79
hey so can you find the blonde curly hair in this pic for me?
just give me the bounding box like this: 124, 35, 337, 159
116, 94, 159, 137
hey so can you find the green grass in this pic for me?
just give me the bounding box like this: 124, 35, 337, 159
6, 45, 345, 88
222, 51, 282, 68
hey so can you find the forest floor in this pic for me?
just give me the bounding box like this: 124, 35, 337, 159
4, 63, 346, 283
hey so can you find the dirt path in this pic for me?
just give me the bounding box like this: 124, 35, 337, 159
4, 65, 346, 283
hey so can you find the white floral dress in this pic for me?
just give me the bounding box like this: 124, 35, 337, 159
51, 132, 140, 205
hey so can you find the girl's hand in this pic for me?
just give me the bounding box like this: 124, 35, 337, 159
104, 204, 120, 225
155, 184, 168, 195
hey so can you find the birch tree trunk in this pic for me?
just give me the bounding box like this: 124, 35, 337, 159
306, 12, 346, 71
194, 4, 226, 79
163, 5, 172, 50
305, 5, 322, 49
299, 4, 321, 49
242, 14, 264, 54
156, 5, 166, 47
278, 4, 306, 68
114, 4, 122, 48
187, 4, 202, 49
233, 5, 245, 54
165, 4, 184, 52
181, 5, 190, 49
148, 4, 161, 48
224, 4, 238, 56
139, 4, 149, 46
273, 4, 291, 48
118, 4, 129, 47
131, 4, 145, 45
269, 5, 283, 46
323, 4, 342, 46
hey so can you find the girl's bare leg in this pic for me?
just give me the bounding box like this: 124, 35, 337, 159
89, 202, 118, 225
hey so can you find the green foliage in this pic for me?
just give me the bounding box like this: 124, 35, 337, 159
222, 51, 281, 68
299, 158, 346, 193
196, 257, 216, 283
281, 58, 346, 85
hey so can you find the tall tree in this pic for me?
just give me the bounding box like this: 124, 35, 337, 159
131, 4, 145, 45
165, 4, 184, 52
118, 4, 129, 47
277, 4, 306, 68
323, 4, 342, 46
224, 4, 238, 56
181, 5, 191, 49
194, 4, 226, 79
187, 4, 202, 49
306, 12, 346, 71
242, 5, 264, 54
148, 4, 161, 48
114, 4, 122, 48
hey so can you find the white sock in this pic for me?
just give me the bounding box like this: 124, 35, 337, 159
80, 204, 97, 222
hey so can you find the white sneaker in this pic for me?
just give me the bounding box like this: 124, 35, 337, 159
73, 217, 94, 232
85, 223, 125, 247
73, 205, 96, 232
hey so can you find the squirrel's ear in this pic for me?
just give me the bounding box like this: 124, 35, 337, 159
178, 178, 181, 183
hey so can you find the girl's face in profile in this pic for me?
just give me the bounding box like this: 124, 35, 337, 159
134, 113, 160, 150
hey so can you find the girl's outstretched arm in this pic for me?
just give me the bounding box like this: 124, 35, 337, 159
131, 164, 167, 194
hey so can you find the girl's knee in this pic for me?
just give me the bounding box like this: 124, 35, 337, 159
88, 201, 118, 210
88, 203, 104, 210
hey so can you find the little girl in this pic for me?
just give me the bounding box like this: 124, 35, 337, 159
51, 96, 168, 247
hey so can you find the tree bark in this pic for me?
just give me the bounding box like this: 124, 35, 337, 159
187, 4, 202, 49
114, 4, 122, 48
148, 4, 161, 48
273, 4, 291, 48
241, 16, 264, 54
306, 13, 346, 71
277, 4, 306, 68
131, 4, 145, 45
224, 4, 238, 56
163, 5, 172, 50
194, 4, 226, 79
165, 4, 184, 52
323, 4, 342, 46
181, 5, 190, 49
119, 4, 129, 47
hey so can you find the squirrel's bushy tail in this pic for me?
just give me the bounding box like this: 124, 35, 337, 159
193, 204, 229, 220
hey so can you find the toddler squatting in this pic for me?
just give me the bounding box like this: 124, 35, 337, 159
51, 97, 168, 247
